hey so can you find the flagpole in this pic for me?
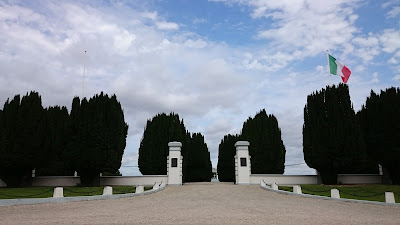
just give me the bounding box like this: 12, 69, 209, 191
326, 50, 331, 86
82, 50, 87, 97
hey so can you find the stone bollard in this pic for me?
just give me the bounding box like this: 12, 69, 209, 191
103, 186, 112, 196
293, 185, 302, 194
385, 192, 395, 203
260, 180, 267, 188
136, 185, 144, 193
331, 189, 340, 199
53, 187, 64, 198
271, 183, 278, 191
153, 182, 160, 190
160, 181, 166, 189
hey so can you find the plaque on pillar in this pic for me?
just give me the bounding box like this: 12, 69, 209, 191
171, 158, 178, 167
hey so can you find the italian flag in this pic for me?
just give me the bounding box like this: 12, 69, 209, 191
328, 54, 351, 83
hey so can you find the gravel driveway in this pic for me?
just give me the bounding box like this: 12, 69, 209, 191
1, 182, 399, 224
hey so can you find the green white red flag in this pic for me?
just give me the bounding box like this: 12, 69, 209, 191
328, 54, 351, 83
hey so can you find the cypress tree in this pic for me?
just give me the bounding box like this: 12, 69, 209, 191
0, 92, 46, 186
36, 106, 72, 176
303, 84, 376, 184
67, 93, 128, 186
241, 109, 286, 174
138, 113, 212, 182
217, 134, 240, 182
138, 113, 187, 175
358, 87, 400, 184
185, 133, 212, 182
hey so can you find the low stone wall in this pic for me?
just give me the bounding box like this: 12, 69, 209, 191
30, 176, 168, 187
100, 176, 168, 186
251, 175, 318, 185
32, 177, 81, 187
251, 174, 382, 185
337, 174, 382, 184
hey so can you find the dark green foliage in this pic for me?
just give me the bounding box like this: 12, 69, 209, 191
36, 106, 73, 176
217, 109, 286, 180
241, 109, 286, 174
0, 92, 46, 186
138, 113, 187, 175
358, 87, 400, 184
67, 93, 128, 186
217, 134, 240, 182
185, 133, 213, 182
303, 84, 377, 184
138, 113, 212, 182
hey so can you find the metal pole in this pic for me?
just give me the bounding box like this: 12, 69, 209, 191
82, 50, 87, 97
326, 50, 331, 86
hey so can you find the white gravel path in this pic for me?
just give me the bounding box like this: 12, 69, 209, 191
1, 182, 399, 224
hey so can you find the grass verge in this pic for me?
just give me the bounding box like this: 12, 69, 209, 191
278, 184, 400, 203
0, 186, 154, 199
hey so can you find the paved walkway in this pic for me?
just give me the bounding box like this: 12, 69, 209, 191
1, 183, 399, 224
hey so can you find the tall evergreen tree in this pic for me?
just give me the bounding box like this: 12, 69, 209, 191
138, 113, 212, 182
185, 133, 213, 182
36, 106, 73, 176
358, 87, 400, 184
67, 93, 128, 186
303, 84, 376, 184
0, 92, 46, 186
241, 109, 286, 174
217, 134, 240, 182
138, 113, 187, 175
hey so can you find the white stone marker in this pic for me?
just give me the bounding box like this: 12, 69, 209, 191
331, 189, 340, 199
167, 141, 183, 185
136, 185, 144, 193
271, 183, 279, 190
153, 182, 160, 190
103, 186, 112, 195
53, 187, 64, 198
293, 185, 302, 194
234, 141, 251, 185
74, 171, 78, 177
385, 192, 395, 203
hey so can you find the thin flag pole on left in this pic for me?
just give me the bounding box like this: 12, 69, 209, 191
82, 50, 87, 97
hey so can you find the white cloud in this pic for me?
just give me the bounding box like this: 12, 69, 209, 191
380, 29, 400, 53
156, 21, 179, 30
393, 75, 400, 81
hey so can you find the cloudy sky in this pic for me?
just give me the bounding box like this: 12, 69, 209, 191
1, 0, 399, 176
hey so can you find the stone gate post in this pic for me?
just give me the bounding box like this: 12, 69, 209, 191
167, 141, 183, 185
235, 141, 251, 185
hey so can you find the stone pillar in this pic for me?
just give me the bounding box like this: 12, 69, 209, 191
136, 185, 144, 193
235, 141, 251, 185
271, 183, 278, 190
331, 189, 340, 199
167, 141, 183, 185
293, 185, 302, 194
53, 187, 64, 198
103, 186, 112, 195
385, 192, 395, 203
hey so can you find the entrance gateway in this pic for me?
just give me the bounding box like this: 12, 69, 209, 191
167, 141, 251, 185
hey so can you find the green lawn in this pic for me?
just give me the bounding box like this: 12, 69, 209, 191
0, 186, 153, 199
278, 184, 400, 203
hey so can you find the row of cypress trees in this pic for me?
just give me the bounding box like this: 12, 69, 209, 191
303, 84, 400, 184
303, 84, 377, 184
217, 109, 286, 182
0, 91, 128, 186
357, 87, 400, 184
138, 113, 212, 182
